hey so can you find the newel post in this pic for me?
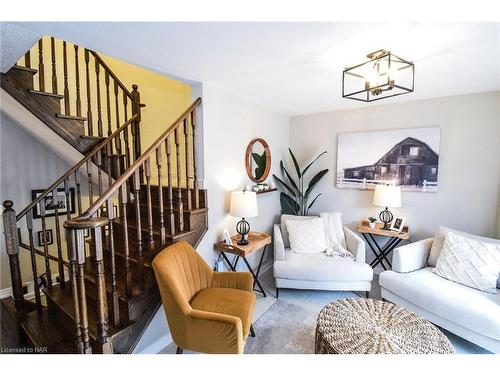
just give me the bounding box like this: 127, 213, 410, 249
2, 200, 25, 315
131, 84, 143, 162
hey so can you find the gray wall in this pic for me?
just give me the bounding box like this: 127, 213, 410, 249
290, 91, 500, 263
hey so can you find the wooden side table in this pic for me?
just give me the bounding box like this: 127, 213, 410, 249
214, 231, 271, 297
357, 220, 410, 270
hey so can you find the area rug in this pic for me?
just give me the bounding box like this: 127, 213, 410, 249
245, 299, 317, 354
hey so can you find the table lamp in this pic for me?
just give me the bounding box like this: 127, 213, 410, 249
230, 190, 258, 245
372, 184, 401, 230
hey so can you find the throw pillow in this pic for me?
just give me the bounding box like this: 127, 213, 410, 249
285, 217, 328, 254
434, 232, 500, 293
428, 225, 500, 267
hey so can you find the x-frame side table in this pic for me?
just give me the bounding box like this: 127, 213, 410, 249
357, 221, 410, 270
214, 231, 271, 297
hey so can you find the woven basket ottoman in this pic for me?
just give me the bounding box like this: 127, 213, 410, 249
315, 298, 455, 354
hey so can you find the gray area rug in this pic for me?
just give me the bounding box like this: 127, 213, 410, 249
245, 299, 317, 354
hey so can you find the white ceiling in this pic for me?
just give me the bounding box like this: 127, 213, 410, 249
12, 22, 500, 115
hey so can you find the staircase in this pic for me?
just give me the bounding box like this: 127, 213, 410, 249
1, 36, 207, 353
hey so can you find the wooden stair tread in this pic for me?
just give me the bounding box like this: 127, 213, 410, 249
44, 283, 132, 339
28, 89, 64, 99
80, 135, 106, 141
56, 114, 88, 121
12, 64, 38, 74
20, 308, 74, 353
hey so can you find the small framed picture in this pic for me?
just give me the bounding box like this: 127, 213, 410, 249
37, 229, 53, 246
223, 228, 233, 245
31, 188, 75, 219
390, 217, 406, 233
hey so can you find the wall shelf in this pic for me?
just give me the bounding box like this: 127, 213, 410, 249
256, 188, 278, 195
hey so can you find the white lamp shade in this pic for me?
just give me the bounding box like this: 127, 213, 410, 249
230, 191, 258, 218
373, 184, 401, 208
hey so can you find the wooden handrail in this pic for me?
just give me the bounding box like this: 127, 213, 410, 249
89, 50, 134, 100
15, 114, 139, 221
67, 97, 202, 226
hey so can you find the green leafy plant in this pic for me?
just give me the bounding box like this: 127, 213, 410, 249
252, 151, 267, 180
273, 149, 329, 216
368, 217, 377, 223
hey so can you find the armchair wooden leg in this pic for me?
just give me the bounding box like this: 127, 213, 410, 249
176, 346, 183, 354
276, 287, 279, 299
250, 324, 256, 337
365, 291, 369, 299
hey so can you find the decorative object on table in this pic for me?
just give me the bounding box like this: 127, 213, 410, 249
368, 216, 377, 229
390, 216, 406, 232
357, 220, 409, 270
31, 188, 75, 219
229, 190, 258, 245
373, 184, 401, 229
37, 229, 53, 246
273, 148, 329, 215
214, 231, 271, 297
315, 298, 454, 354
223, 228, 233, 245
336, 127, 440, 192
245, 138, 271, 183
342, 49, 415, 102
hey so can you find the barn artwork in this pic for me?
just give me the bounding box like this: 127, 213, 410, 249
336, 127, 440, 192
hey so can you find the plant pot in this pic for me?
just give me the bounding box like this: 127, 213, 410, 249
368, 222, 376, 229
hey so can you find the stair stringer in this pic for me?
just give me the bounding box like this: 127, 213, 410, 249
1, 88, 105, 185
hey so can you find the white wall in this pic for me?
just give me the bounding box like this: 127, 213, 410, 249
196, 84, 290, 269
290, 91, 500, 264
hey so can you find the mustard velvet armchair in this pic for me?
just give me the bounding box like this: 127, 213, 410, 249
152, 241, 256, 354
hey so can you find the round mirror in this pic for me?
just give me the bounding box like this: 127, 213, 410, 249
245, 138, 271, 183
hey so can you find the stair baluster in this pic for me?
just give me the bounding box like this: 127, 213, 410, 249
105, 71, 112, 136
86, 159, 93, 206
165, 137, 175, 235
39, 204, 53, 288
114, 81, 122, 155
133, 170, 143, 257
144, 158, 155, 250
63, 41, 70, 115
38, 39, 45, 91
184, 117, 192, 210
84, 49, 93, 136
64, 177, 73, 220
155, 148, 166, 244
50, 37, 58, 94
26, 210, 42, 312
74, 228, 91, 353
74, 171, 82, 215
66, 228, 83, 353
174, 128, 184, 232
119, 184, 132, 296
24, 50, 31, 68
191, 109, 200, 209
95, 61, 103, 137
75, 45, 82, 117
52, 187, 66, 286
106, 197, 120, 327
95, 150, 103, 196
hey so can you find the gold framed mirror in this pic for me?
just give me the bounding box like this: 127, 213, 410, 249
245, 138, 271, 183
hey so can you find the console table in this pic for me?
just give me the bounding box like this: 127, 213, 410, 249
357, 220, 410, 270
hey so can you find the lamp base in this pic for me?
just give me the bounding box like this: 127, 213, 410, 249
379, 207, 393, 230
236, 218, 250, 245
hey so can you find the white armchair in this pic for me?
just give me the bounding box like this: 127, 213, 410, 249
273, 214, 373, 297
380, 233, 500, 353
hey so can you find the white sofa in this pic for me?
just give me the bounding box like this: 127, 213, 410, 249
273, 214, 373, 296
379, 231, 500, 354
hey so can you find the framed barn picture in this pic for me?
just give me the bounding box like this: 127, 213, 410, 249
31, 188, 76, 219
336, 127, 440, 192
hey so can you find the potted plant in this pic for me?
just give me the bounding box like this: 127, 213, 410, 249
368, 217, 377, 229
273, 149, 329, 216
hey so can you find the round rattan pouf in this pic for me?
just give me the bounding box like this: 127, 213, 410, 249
315, 298, 455, 354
